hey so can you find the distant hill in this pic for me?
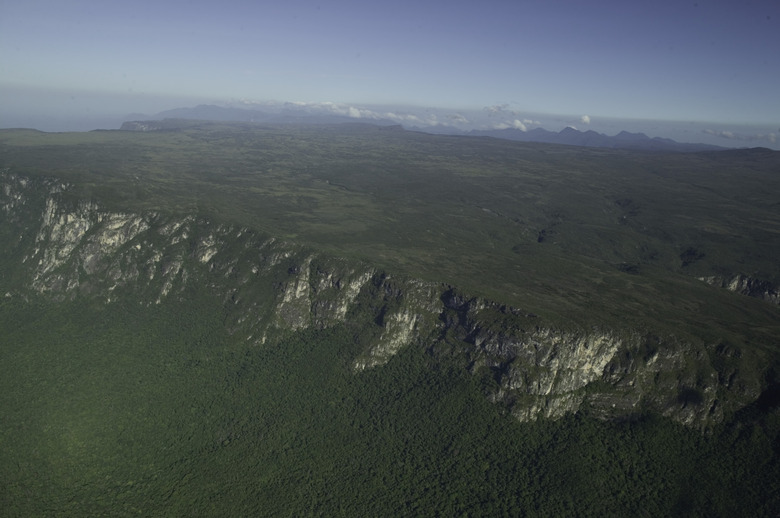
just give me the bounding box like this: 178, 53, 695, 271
155, 104, 271, 122
124, 104, 727, 152
141, 104, 397, 127
466, 126, 726, 152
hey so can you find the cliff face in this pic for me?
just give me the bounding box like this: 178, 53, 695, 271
0, 171, 772, 428
698, 275, 780, 305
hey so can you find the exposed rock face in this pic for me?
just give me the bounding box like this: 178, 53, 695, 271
698, 274, 780, 305
354, 279, 442, 370
0, 171, 771, 428
436, 291, 748, 427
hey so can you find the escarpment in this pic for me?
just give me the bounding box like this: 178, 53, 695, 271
0, 171, 776, 429
698, 274, 780, 305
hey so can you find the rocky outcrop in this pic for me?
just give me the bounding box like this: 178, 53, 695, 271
434, 291, 752, 427
0, 171, 771, 429
353, 279, 442, 370
698, 274, 780, 305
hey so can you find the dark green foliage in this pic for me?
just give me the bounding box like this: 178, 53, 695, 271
0, 294, 777, 516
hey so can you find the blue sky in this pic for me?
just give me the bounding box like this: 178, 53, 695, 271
1, 0, 778, 145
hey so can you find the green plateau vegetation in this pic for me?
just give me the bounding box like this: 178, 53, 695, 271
1, 122, 779, 330
1, 121, 779, 515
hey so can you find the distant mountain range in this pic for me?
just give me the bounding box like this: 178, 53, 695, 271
124, 104, 726, 152
151, 104, 397, 126
463, 126, 726, 152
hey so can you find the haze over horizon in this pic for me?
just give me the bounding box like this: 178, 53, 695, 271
1, 0, 778, 148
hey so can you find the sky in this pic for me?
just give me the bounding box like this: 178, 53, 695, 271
1, 0, 778, 147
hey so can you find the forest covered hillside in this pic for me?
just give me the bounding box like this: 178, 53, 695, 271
0, 122, 778, 516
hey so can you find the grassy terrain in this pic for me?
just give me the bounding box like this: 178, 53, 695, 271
2, 122, 779, 330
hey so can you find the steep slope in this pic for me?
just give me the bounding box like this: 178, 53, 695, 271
2, 170, 777, 429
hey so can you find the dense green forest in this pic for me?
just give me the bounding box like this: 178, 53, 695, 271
1, 291, 777, 516
1, 123, 779, 515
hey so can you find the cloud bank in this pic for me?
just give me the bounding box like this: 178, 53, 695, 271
703, 128, 777, 145
482, 105, 543, 131
280, 101, 441, 126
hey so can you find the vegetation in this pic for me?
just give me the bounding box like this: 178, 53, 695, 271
0, 293, 777, 516
0, 122, 778, 515
2, 123, 779, 326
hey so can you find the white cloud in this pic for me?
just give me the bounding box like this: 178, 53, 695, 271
703, 128, 777, 144
484, 104, 520, 117
485, 104, 507, 116
492, 119, 527, 131
277, 102, 443, 126
379, 111, 426, 124
482, 106, 543, 131
395, 112, 424, 123
511, 119, 527, 131
708, 129, 734, 138
283, 101, 381, 120
581, 115, 591, 124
